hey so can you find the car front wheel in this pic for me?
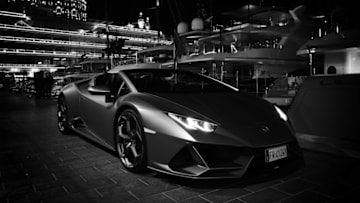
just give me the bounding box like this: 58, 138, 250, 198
115, 109, 147, 172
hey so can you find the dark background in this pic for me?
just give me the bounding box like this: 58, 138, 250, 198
86, 0, 358, 35
0, 0, 357, 35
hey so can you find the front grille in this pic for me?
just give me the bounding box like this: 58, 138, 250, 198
193, 143, 252, 168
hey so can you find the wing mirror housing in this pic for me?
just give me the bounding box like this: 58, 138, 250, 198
88, 85, 116, 103
88, 85, 110, 95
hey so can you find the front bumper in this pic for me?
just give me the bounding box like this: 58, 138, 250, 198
165, 139, 303, 179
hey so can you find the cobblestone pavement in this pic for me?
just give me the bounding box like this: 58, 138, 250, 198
1, 91, 360, 203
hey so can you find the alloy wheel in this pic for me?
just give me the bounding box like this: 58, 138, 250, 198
116, 109, 146, 172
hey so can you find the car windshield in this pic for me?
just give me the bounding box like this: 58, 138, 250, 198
123, 69, 236, 93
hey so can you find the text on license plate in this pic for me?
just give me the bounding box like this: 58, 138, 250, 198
265, 145, 287, 163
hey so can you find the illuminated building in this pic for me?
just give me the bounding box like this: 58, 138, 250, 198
7, 0, 88, 21
0, 1, 172, 77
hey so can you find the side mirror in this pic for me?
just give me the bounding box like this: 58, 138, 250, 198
88, 85, 110, 95
88, 85, 116, 103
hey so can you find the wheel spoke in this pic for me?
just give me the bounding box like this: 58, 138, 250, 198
119, 143, 134, 167
126, 119, 132, 135
130, 143, 140, 158
59, 103, 65, 113
58, 122, 64, 130
124, 158, 132, 167
58, 105, 64, 125
118, 143, 125, 157
118, 125, 130, 140
135, 130, 142, 142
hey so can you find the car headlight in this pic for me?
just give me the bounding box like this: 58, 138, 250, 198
274, 105, 288, 121
168, 112, 217, 133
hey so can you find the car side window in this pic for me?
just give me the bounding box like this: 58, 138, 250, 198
94, 73, 111, 87
93, 73, 130, 97
109, 74, 122, 96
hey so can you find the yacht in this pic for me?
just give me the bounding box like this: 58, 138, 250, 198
162, 5, 318, 97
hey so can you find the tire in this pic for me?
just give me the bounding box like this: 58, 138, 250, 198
115, 109, 147, 172
57, 96, 72, 134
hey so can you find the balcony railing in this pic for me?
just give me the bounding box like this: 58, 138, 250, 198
0, 35, 106, 49
0, 24, 172, 45
0, 63, 65, 70
0, 48, 102, 58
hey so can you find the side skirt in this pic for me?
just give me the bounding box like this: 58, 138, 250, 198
71, 126, 115, 152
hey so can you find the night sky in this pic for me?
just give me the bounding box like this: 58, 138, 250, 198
86, 0, 358, 36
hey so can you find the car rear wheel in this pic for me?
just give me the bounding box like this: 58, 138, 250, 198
115, 109, 147, 172
57, 96, 72, 134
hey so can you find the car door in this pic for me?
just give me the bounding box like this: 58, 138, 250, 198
80, 72, 123, 146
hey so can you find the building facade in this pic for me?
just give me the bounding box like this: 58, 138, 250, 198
0, 0, 172, 78
6, 0, 87, 21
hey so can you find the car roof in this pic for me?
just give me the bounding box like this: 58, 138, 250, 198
108, 63, 163, 74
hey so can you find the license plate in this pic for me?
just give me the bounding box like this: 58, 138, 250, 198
265, 145, 287, 163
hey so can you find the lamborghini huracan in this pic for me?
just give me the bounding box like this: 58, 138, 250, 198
57, 63, 303, 179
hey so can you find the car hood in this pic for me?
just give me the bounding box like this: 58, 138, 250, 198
149, 92, 294, 147
153, 92, 273, 123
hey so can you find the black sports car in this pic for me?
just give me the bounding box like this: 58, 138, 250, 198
57, 63, 303, 179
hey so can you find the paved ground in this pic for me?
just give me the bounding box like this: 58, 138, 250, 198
1, 91, 360, 203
